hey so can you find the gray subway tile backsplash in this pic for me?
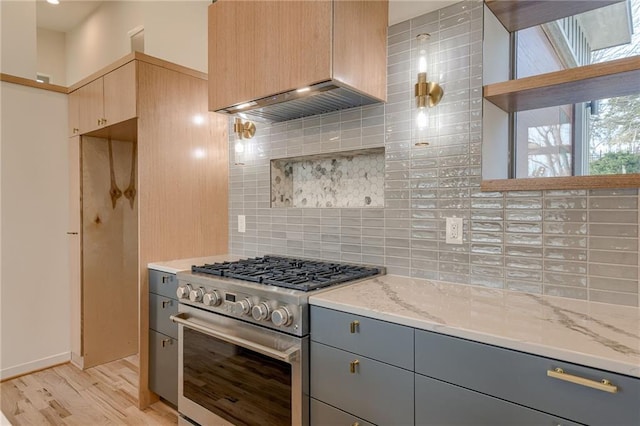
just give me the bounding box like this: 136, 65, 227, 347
226, 0, 640, 307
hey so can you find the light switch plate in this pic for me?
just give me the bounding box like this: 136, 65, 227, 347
238, 215, 246, 233
445, 217, 463, 244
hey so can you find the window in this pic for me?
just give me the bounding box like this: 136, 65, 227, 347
512, 0, 640, 178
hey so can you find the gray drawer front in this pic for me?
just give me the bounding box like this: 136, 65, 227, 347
311, 398, 374, 426
149, 293, 178, 339
149, 269, 178, 299
310, 306, 414, 370
415, 374, 581, 426
149, 330, 178, 406
415, 330, 640, 426
310, 341, 414, 425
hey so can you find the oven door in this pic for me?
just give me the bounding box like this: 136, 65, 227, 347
171, 304, 308, 426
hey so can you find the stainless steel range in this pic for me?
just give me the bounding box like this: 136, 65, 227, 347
171, 255, 383, 426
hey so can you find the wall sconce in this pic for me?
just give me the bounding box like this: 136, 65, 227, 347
233, 117, 256, 165
414, 33, 443, 147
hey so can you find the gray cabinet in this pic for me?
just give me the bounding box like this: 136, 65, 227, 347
415, 330, 640, 426
310, 307, 414, 425
311, 306, 414, 370
415, 374, 580, 426
310, 305, 640, 426
311, 342, 414, 425
148, 269, 179, 406
149, 329, 178, 406
310, 398, 374, 426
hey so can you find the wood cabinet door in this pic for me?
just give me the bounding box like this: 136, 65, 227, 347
103, 61, 137, 128
68, 90, 81, 137
81, 136, 138, 368
208, 0, 332, 111
78, 78, 104, 134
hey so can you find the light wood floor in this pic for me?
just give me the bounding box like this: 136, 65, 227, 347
0, 355, 178, 425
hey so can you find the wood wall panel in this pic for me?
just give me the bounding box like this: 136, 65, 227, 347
137, 61, 228, 407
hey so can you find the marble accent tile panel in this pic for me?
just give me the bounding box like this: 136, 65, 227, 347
226, 0, 640, 307
271, 148, 385, 208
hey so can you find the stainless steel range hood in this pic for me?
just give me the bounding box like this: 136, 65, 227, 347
214, 81, 382, 123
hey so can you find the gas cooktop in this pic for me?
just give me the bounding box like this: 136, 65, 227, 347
191, 255, 381, 292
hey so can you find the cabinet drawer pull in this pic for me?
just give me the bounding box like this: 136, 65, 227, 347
350, 320, 360, 334
73, 128, 79, 134
161, 300, 171, 308
352, 423, 360, 426
161, 275, 171, 284
161, 338, 172, 348
350, 359, 360, 374
547, 368, 618, 393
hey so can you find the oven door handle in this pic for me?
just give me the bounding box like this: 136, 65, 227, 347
170, 312, 300, 363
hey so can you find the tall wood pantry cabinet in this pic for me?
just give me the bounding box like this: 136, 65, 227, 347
67, 52, 228, 408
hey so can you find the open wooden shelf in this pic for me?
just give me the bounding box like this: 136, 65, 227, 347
481, 174, 640, 192
485, 0, 624, 32
483, 55, 640, 112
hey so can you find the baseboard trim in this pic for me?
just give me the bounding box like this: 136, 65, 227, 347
0, 352, 71, 382
70, 351, 84, 370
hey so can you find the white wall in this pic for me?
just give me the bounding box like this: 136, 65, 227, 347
66, 1, 209, 85
0, 1, 37, 79
0, 82, 69, 379
482, 4, 510, 180
37, 27, 66, 85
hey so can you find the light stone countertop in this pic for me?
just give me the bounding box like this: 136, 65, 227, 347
148, 254, 239, 274
309, 274, 640, 378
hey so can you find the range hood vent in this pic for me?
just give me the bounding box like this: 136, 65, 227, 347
215, 81, 382, 123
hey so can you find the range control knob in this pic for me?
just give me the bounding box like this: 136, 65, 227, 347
232, 298, 253, 316
271, 307, 293, 327
202, 291, 222, 307
251, 302, 271, 321
176, 284, 193, 299
189, 287, 205, 302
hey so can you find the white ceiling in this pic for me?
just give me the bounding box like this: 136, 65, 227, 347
36, 0, 103, 33
36, 0, 457, 33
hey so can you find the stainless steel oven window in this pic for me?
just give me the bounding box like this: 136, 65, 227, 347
183, 327, 292, 424
173, 305, 308, 426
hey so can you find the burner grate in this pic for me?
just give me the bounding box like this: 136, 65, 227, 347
191, 256, 380, 291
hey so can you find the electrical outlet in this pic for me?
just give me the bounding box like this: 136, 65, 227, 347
446, 217, 463, 244
238, 215, 246, 233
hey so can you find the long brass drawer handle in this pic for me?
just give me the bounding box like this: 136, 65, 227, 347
350, 320, 360, 334
350, 359, 360, 374
547, 368, 618, 393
